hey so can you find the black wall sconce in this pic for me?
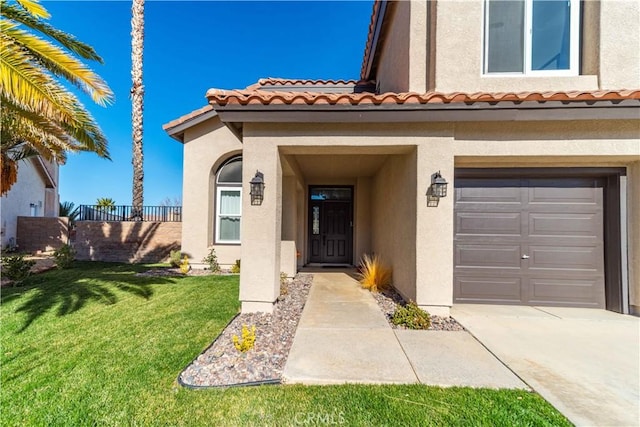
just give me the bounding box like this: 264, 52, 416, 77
431, 171, 448, 198
250, 170, 265, 205
427, 171, 448, 207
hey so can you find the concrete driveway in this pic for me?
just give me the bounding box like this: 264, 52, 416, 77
452, 304, 640, 427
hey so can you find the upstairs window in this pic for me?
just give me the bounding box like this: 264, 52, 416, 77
215, 156, 242, 244
484, 0, 580, 75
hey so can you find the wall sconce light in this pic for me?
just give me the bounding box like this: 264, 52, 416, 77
427, 171, 448, 207
430, 171, 448, 198
250, 170, 265, 205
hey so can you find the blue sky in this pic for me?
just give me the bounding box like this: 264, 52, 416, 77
45, 1, 373, 206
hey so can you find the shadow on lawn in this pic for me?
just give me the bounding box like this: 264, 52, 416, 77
2, 262, 178, 332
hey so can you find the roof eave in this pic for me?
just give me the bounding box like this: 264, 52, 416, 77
163, 109, 218, 143
361, 0, 389, 81
213, 100, 639, 136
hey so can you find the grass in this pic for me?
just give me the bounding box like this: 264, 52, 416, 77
1, 262, 571, 426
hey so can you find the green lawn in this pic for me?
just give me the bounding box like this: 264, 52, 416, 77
1, 262, 570, 426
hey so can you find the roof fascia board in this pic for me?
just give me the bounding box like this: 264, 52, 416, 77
363, 0, 388, 81
216, 103, 639, 124
165, 109, 218, 143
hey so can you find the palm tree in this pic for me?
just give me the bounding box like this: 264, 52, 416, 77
59, 200, 79, 225
96, 197, 116, 220
131, 0, 144, 220
0, 0, 113, 196
96, 197, 116, 210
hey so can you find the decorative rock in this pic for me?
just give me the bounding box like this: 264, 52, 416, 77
179, 274, 312, 387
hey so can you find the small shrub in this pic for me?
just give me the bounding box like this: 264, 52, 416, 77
179, 255, 190, 275
230, 259, 241, 274
392, 301, 431, 329
202, 248, 220, 272
53, 244, 76, 269
357, 253, 392, 292
1, 255, 35, 284
169, 250, 182, 268
232, 324, 256, 353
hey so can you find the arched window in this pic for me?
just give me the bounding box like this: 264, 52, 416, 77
215, 156, 242, 243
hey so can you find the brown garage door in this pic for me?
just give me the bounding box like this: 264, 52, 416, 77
454, 177, 606, 308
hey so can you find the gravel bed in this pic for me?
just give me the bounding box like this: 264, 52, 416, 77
179, 274, 313, 387
372, 287, 465, 331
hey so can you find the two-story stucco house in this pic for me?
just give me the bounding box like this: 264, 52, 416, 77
164, 0, 640, 316
1, 156, 60, 248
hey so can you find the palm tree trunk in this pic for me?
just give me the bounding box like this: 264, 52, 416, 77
131, 0, 144, 220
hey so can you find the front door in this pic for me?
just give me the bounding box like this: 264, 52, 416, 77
308, 187, 353, 264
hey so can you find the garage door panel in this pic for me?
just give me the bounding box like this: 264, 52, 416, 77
456, 244, 521, 269
528, 213, 602, 238
456, 212, 521, 236
528, 278, 604, 307
528, 179, 601, 205
454, 175, 605, 308
456, 179, 522, 204
455, 276, 522, 303
528, 246, 603, 272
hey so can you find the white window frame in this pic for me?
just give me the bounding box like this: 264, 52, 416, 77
483, 0, 580, 76
215, 186, 242, 244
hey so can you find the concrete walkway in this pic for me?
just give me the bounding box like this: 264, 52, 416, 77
283, 273, 525, 389
452, 304, 640, 427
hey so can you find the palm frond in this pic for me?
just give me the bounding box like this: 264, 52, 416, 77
14, 0, 49, 19
0, 39, 110, 151
2, 21, 113, 105
0, 37, 81, 120
2, 97, 109, 160
1, 2, 103, 62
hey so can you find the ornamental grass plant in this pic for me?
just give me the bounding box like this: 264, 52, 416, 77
357, 253, 392, 293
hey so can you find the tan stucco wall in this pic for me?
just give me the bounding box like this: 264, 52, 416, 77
372, 152, 418, 301
433, 0, 604, 92
181, 119, 639, 314
238, 133, 283, 313
374, 0, 640, 93
355, 177, 372, 263
599, 1, 640, 89
376, 0, 427, 93
181, 117, 242, 267
415, 136, 456, 315
628, 161, 640, 312
453, 120, 640, 158
377, 1, 410, 93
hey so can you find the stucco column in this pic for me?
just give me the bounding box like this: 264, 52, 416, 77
628, 161, 640, 315
415, 140, 454, 316
239, 139, 282, 313
281, 176, 297, 241
280, 175, 298, 278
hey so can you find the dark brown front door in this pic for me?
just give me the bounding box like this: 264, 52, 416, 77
454, 177, 606, 308
308, 187, 353, 264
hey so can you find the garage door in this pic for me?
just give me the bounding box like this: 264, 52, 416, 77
454, 177, 606, 308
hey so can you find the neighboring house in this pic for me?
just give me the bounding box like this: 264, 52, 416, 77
1, 156, 60, 248
164, 0, 640, 316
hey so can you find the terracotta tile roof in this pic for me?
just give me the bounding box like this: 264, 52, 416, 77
162, 105, 213, 131
360, 0, 382, 80
246, 78, 361, 90
206, 89, 640, 107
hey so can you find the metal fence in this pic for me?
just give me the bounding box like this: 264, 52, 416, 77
77, 205, 182, 222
